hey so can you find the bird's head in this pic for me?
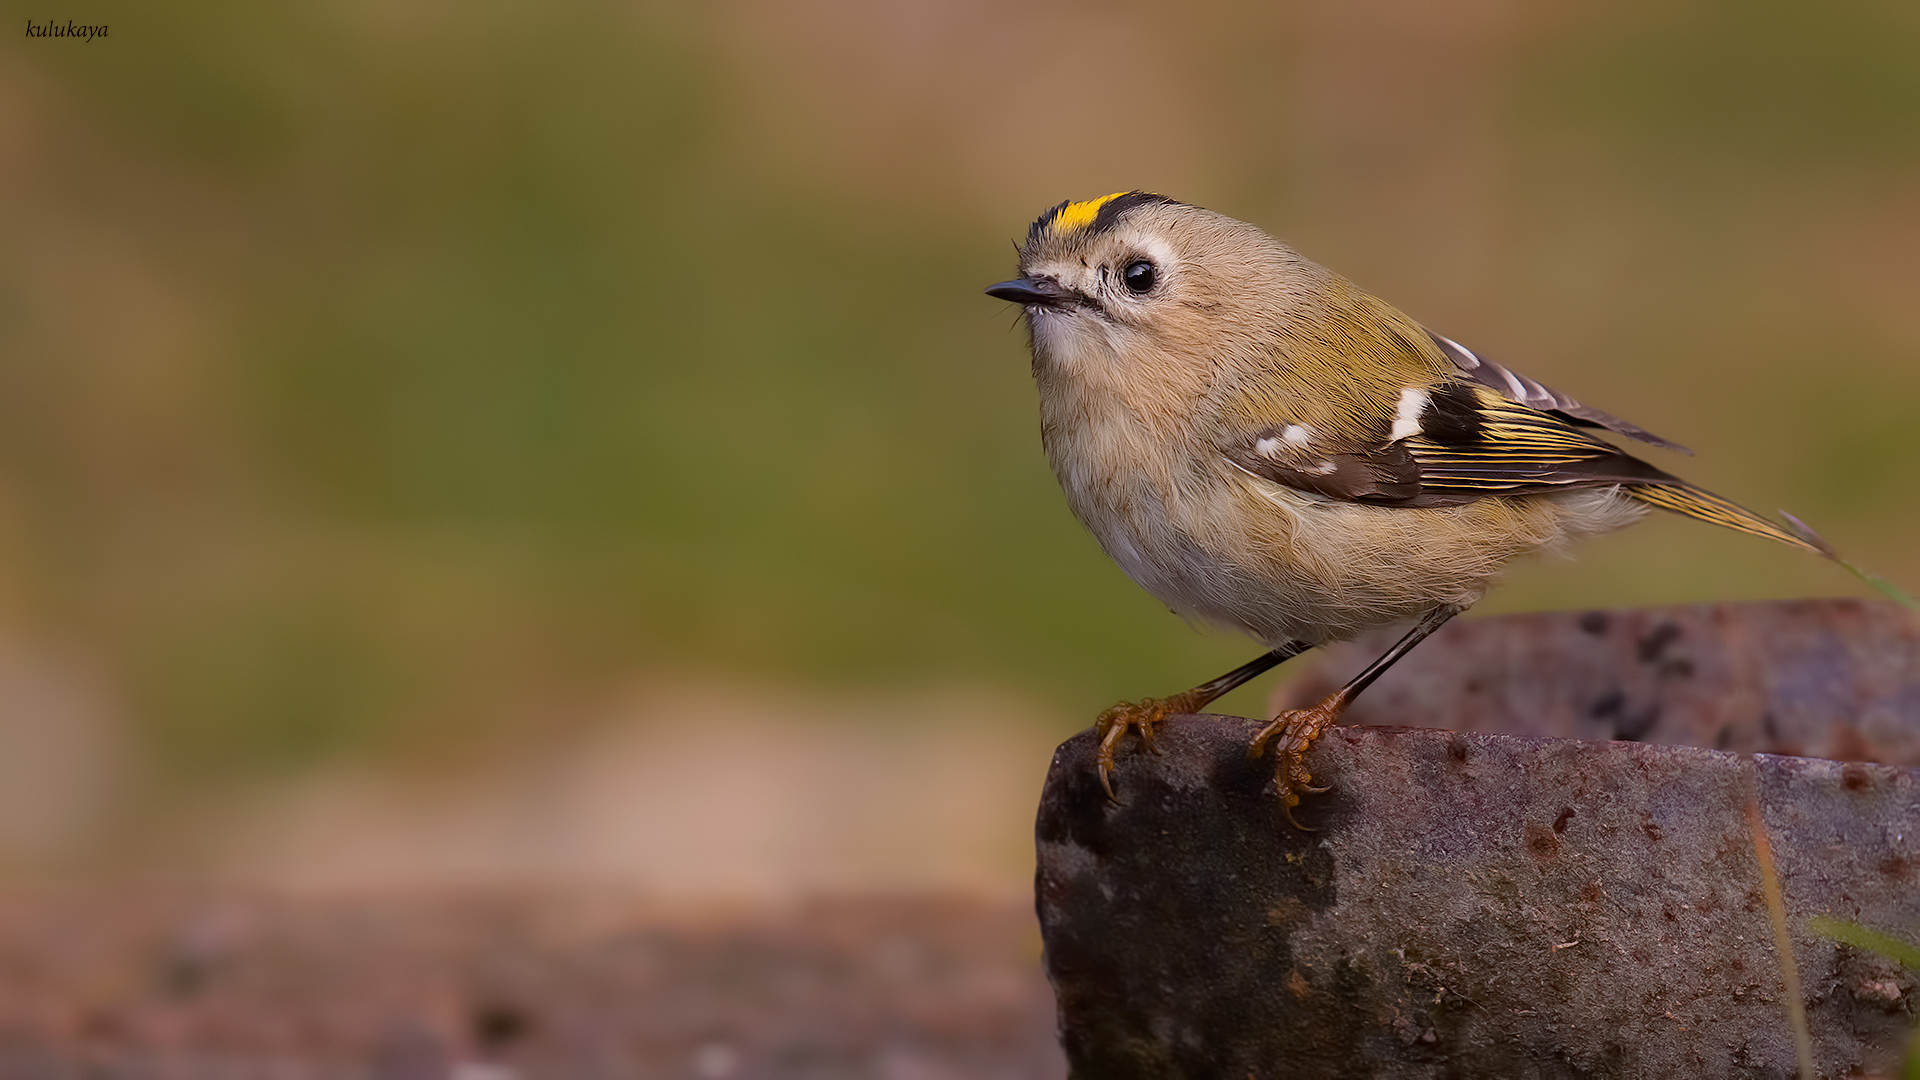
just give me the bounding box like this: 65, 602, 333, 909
986, 192, 1309, 387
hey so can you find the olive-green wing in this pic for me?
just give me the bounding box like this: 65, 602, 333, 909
1226, 379, 1828, 557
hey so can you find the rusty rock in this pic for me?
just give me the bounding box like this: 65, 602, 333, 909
1039, 600, 1920, 1079
1277, 599, 1920, 767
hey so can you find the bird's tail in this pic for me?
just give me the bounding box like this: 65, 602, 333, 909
1626, 483, 1830, 557
1626, 482, 1916, 610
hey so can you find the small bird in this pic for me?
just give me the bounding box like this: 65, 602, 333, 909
986, 191, 1845, 828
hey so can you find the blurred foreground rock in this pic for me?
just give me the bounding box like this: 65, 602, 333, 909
1038, 600, 1920, 1079
0, 893, 1062, 1079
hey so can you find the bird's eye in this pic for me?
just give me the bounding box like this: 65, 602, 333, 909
1122, 260, 1157, 294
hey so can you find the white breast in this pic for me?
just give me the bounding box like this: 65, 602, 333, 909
1037, 368, 1221, 620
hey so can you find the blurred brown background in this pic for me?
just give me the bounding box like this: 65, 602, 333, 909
0, 0, 1915, 896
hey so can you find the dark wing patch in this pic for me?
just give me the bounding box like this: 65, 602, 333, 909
1418, 381, 1483, 446
1427, 331, 1691, 455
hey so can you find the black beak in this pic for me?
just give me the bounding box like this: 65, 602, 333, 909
985, 276, 1076, 309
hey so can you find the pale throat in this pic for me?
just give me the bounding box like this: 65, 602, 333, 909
1031, 316, 1206, 440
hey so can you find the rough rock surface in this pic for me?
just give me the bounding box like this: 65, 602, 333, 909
1038, 602, 1920, 1079
1278, 598, 1920, 766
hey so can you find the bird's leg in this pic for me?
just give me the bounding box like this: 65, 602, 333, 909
1096, 644, 1308, 801
1250, 605, 1462, 829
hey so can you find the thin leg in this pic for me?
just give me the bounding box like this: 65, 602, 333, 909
1095, 643, 1310, 801
1250, 604, 1463, 829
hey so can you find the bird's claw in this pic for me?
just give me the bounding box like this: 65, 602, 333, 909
1093, 697, 1178, 801
1249, 699, 1344, 830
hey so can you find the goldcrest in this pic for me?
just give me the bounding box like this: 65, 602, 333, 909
987, 192, 1840, 827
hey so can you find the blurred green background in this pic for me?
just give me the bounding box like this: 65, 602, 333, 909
0, 0, 1915, 872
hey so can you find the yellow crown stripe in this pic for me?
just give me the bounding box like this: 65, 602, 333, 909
1050, 192, 1132, 234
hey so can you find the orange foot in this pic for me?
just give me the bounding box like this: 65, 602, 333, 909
1247, 695, 1346, 830
1093, 697, 1187, 801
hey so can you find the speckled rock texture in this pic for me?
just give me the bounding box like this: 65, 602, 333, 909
1279, 598, 1920, 767
1036, 601, 1920, 1080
